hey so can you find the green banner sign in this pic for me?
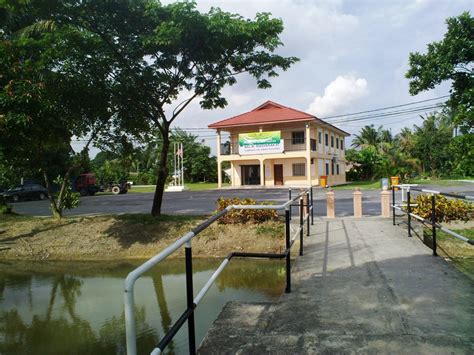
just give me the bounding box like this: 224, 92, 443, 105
238, 131, 284, 155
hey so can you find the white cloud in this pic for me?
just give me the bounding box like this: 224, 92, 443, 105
307, 75, 369, 117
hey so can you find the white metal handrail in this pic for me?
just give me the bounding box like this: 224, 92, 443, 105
124, 188, 313, 355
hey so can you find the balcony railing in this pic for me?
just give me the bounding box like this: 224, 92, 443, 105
220, 138, 317, 155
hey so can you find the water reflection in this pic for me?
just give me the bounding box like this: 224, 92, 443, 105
0, 259, 284, 354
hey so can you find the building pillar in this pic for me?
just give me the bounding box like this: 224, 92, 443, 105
259, 159, 265, 186
217, 160, 222, 188
230, 162, 235, 187
216, 130, 222, 188
306, 124, 312, 187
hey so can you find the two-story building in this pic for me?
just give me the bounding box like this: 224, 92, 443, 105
209, 101, 350, 188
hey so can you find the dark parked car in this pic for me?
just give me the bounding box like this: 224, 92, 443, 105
2, 184, 48, 202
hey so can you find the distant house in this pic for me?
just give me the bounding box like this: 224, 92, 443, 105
208, 101, 350, 188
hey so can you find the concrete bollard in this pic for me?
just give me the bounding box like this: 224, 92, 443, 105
303, 191, 309, 217
326, 190, 335, 218
381, 187, 391, 218
353, 188, 362, 218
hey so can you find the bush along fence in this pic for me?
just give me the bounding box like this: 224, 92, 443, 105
124, 187, 314, 355
391, 185, 474, 256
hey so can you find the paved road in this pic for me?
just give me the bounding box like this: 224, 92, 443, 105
200, 217, 474, 353
11, 183, 474, 217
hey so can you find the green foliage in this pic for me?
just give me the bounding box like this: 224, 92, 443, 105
351, 124, 392, 148
52, 176, 80, 211
412, 194, 474, 223
92, 159, 129, 185
406, 11, 473, 132
1, 0, 298, 216
346, 112, 471, 180
216, 197, 279, 224
0, 201, 12, 214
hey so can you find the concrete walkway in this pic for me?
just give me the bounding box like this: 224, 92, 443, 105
199, 218, 474, 354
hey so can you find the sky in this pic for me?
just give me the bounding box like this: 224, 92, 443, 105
75, 0, 473, 157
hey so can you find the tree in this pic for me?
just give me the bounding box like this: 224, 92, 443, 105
412, 114, 453, 177
406, 11, 473, 132
0, 3, 113, 218
12, 1, 298, 216
352, 125, 379, 148
169, 129, 217, 183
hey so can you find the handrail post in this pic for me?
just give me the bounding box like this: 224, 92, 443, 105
407, 188, 412, 237
288, 188, 292, 221
431, 194, 437, 256
392, 186, 396, 226
185, 242, 196, 354
306, 191, 310, 236
310, 186, 314, 225
299, 197, 304, 256
285, 207, 291, 293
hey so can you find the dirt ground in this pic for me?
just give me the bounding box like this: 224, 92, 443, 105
0, 214, 285, 261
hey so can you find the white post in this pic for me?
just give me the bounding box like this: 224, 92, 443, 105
260, 159, 265, 186
173, 142, 177, 186
180, 142, 184, 187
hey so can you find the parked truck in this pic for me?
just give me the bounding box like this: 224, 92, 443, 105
73, 173, 100, 196
73, 173, 130, 196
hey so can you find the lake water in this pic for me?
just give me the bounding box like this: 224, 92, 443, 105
0, 258, 285, 354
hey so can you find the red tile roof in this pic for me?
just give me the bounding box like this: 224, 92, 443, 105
208, 100, 350, 136
208, 101, 314, 128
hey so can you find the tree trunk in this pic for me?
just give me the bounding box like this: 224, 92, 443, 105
43, 171, 62, 219
151, 127, 170, 217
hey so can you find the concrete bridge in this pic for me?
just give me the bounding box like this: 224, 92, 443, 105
199, 217, 474, 353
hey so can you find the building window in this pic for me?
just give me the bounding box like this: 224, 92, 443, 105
325, 162, 329, 175
336, 137, 339, 149
331, 136, 334, 148
310, 138, 317, 151
318, 132, 322, 143
292, 131, 305, 145
325, 133, 328, 146
292, 163, 306, 176
331, 161, 335, 175
341, 139, 344, 150
336, 164, 340, 175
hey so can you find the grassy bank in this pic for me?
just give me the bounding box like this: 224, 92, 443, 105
0, 213, 284, 261
423, 227, 474, 279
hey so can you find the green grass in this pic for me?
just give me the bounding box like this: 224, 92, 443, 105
407, 178, 473, 186
332, 181, 382, 190
128, 182, 230, 193
423, 227, 474, 279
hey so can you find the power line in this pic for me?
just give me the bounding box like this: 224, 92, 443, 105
320, 95, 449, 120
327, 103, 445, 124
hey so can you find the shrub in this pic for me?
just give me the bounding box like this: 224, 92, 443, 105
216, 197, 279, 224
0, 202, 12, 214
412, 194, 474, 223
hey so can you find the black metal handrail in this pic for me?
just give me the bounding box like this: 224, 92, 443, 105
391, 185, 474, 257
124, 187, 314, 355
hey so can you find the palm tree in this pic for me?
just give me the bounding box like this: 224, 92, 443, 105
351, 125, 379, 148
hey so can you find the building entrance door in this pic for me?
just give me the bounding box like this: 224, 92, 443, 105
274, 164, 283, 185
241, 165, 260, 185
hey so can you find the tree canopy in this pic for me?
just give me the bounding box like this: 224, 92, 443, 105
1, 0, 298, 216
406, 11, 473, 132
